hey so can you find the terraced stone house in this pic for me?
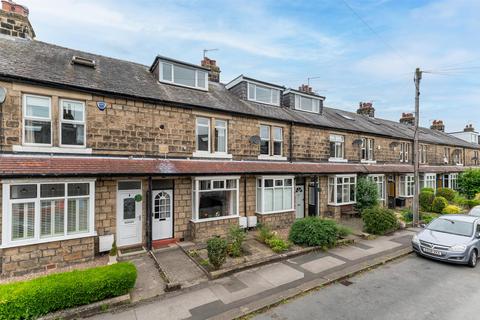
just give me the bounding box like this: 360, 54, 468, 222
0, 1, 479, 276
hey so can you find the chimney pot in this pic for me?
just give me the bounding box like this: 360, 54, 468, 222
399, 112, 415, 125
298, 84, 313, 94
430, 120, 445, 132
357, 101, 375, 117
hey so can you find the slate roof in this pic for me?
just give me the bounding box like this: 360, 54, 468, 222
0, 35, 477, 149
0, 155, 468, 178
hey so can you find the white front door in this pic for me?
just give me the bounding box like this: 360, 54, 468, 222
295, 185, 305, 219
117, 190, 142, 247
152, 190, 173, 240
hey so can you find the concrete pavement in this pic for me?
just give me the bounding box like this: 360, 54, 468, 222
255, 254, 480, 320
88, 230, 414, 320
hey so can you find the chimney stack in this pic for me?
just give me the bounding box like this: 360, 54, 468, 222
200, 57, 220, 83
357, 102, 375, 117
430, 120, 445, 132
464, 124, 475, 132
298, 84, 313, 94
400, 112, 415, 126
0, 0, 35, 38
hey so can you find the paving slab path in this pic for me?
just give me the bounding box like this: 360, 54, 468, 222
89, 230, 415, 320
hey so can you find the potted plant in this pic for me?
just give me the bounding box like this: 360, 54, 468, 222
108, 240, 118, 265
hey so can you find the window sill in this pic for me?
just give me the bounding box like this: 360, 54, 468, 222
190, 215, 239, 223
257, 155, 287, 161
192, 151, 233, 159
455, 163, 464, 166
0, 231, 97, 249
327, 202, 356, 206
256, 209, 294, 215
360, 159, 377, 164
328, 158, 348, 163
399, 195, 414, 198
13, 145, 92, 154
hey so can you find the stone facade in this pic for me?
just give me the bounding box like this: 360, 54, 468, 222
256, 211, 296, 230
189, 217, 239, 242
0, 2, 35, 39
1, 237, 94, 276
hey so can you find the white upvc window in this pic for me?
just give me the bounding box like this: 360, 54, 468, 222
399, 174, 415, 197
192, 176, 239, 221
444, 173, 458, 190
1, 180, 96, 248
453, 149, 463, 165
368, 174, 385, 200
474, 151, 479, 165
361, 138, 375, 161
23, 94, 52, 146
256, 176, 294, 214
194, 117, 231, 158
259, 125, 283, 157
294, 94, 320, 113
159, 61, 208, 90
444, 147, 451, 164
214, 119, 227, 153
248, 82, 280, 106
419, 144, 427, 164
60, 99, 86, 147
329, 134, 345, 161
400, 142, 410, 163
328, 175, 356, 205
420, 173, 436, 190
196, 117, 210, 152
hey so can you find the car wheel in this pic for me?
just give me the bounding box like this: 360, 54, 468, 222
468, 250, 477, 268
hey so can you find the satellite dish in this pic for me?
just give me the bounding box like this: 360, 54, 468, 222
249, 135, 261, 145
0, 87, 6, 104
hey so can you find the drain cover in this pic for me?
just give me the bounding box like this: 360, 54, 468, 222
340, 279, 353, 286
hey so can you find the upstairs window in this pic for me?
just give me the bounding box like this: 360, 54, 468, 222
23, 94, 52, 145
260, 125, 283, 157
361, 138, 374, 161
474, 151, 479, 165
294, 94, 320, 113
453, 149, 463, 165
195, 117, 229, 156
248, 83, 280, 106
444, 147, 451, 164
419, 144, 427, 164
329, 135, 345, 160
60, 99, 85, 147
400, 142, 410, 163
159, 61, 208, 90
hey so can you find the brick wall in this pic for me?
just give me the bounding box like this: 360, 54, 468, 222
1, 237, 94, 277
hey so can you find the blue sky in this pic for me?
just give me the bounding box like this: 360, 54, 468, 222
21, 0, 480, 131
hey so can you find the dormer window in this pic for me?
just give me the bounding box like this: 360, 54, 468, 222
294, 94, 320, 113
247, 83, 280, 106
159, 61, 208, 90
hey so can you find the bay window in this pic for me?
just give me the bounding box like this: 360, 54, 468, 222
420, 173, 436, 190
329, 135, 345, 161
368, 174, 385, 200
259, 125, 283, 158
192, 177, 239, 221
60, 99, 85, 147
2, 180, 95, 248
23, 94, 52, 145
399, 175, 415, 197
256, 176, 294, 214
328, 175, 356, 205
248, 82, 280, 106
361, 138, 375, 161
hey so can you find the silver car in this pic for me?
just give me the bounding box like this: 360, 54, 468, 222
468, 205, 480, 217
412, 215, 480, 267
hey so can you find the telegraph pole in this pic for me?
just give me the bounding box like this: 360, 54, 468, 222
413, 68, 422, 227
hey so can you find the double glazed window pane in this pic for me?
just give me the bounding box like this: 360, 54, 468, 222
173, 65, 196, 87
40, 184, 65, 198
255, 85, 271, 103
196, 118, 209, 152
215, 120, 226, 153
24, 95, 51, 145
11, 184, 37, 199
260, 125, 270, 155
12, 202, 35, 240
162, 63, 173, 81
25, 120, 51, 144
40, 199, 64, 237
67, 198, 89, 234
25, 96, 50, 118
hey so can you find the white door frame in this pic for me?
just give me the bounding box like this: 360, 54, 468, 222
116, 185, 143, 247
152, 189, 174, 240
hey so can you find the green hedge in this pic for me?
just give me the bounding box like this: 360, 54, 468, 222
362, 206, 398, 235
289, 217, 338, 248
0, 262, 137, 320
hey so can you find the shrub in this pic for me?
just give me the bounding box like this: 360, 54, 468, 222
336, 225, 353, 238
266, 236, 290, 253
401, 208, 414, 222
466, 199, 480, 209
419, 190, 435, 212
362, 206, 398, 235
289, 217, 338, 248
356, 177, 379, 214
109, 240, 117, 256
453, 194, 468, 206
421, 187, 435, 194
442, 205, 462, 214
458, 169, 480, 199
432, 196, 448, 213
0, 262, 136, 320
258, 224, 274, 243
422, 213, 437, 224
436, 188, 456, 202
206, 237, 228, 270
226, 225, 246, 257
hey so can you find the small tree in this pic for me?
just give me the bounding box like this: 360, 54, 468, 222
356, 177, 379, 214
458, 169, 480, 199
206, 237, 227, 270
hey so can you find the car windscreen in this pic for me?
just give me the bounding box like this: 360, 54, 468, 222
470, 208, 480, 216
427, 219, 474, 237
